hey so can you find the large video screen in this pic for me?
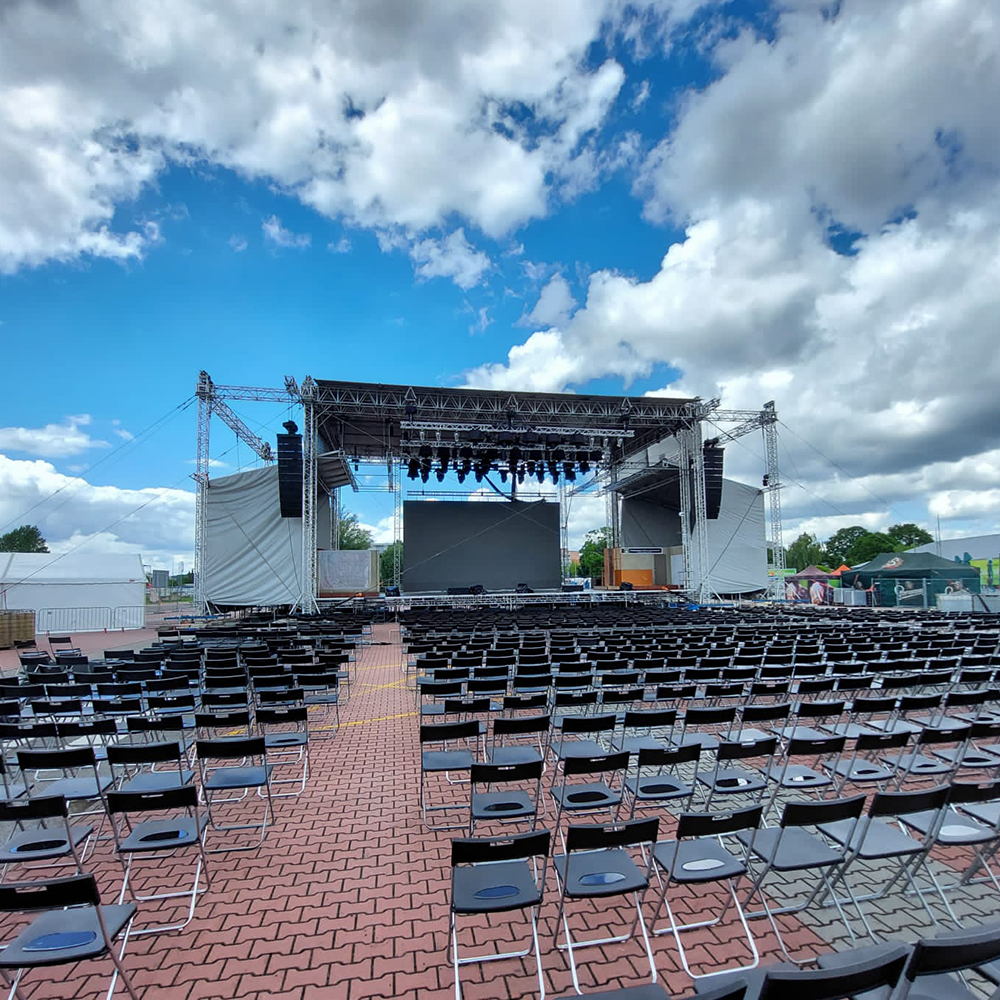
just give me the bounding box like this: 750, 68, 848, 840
402, 500, 561, 593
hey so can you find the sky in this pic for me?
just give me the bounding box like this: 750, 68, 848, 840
1, 0, 999, 573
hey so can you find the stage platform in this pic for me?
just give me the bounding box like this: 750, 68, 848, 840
318, 588, 693, 611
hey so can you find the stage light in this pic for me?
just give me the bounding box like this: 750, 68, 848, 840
461, 458, 472, 476
527, 460, 536, 476
500, 469, 508, 483
407, 458, 420, 479
551, 469, 559, 484
418, 444, 432, 458
436, 469, 445, 482
564, 463, 575, 481
517, 468, 525, 484
579, 460, 590, 473
552, 448, 565, 462
282, 420, 298, 435
475, 469, 483, 482
536, 467, 544, 483
457, 470, 466, 484
459, 446, 473, 460
420, 468, 429, 483
591, 449, 603, 462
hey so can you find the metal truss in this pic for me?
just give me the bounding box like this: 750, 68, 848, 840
401, 419, 633, 439
296, 377, 319, 614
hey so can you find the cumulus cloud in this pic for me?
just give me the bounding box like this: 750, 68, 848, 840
228, 235, 248, 252
327, 237, 351, 254
261, 215, 311, 249
468, 0, 1000, 536
0, 454, 195, 565
0, 0, 689, 273
409, 229, 491, 289
0, 415, 110, 458
523, 273, 577, 328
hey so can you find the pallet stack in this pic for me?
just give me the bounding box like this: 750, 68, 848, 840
0, 610, 35, 648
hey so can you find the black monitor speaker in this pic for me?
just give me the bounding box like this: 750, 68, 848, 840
276, 433, 303, 518
469, 584, 486, 596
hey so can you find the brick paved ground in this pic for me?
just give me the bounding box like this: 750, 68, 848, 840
5, 622, 1000, 1000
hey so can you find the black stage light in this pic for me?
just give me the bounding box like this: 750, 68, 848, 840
527, 460, 536, 476
420, 468, 430, 483
551, 469, 559, 484
460, 446, 473, 460
564, 463, 575, 481
579, 460, 590, 473
552, 448, 565, 462
500, 469, 508, 483
282, 420, 298, 435
475, 469, 484, 482
457, 470, 467, 483
536, 467, 544, 483
591, 449, 603, 462
418, 444, 432, 457
517, 467, 525, 484
436, 469, 445, 482
407, 458, 420, 479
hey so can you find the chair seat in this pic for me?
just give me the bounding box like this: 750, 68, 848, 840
829, 759, 894, 783
910, 717, 972, 735
550, 781, 620, 811
203, 764, 273, 790
489, 746, 543, 766
0, 823, 93, 863
900, 809, 994, 845
422, 750, 474, 773
0, 904, 136, 969
38, 776, 112, 801
693, 962, 794, 999
676, 733, 722, 751
653, 838, 746, 883
738, 826, 843, 870
767, 764, 832, 789
775, 725, 830, 741
960, 800, 1000, 827
264, 733, 308, 748
471, 790, 536, 821
559, 986, 669, 1000
624, 774, 692, 801
120, 770, 195, 793
553, 848, 648, 898
867, 719, 924, 735
822, 722, 879, 738
881, 752, 952, 776
816, 943, 973, 1000
612, 735, 670, 754
452, 859, 541, 914
931, 747, 1000, 768
554, 739, 607, 760
697, 767, 766, 794
118, 815, 208, 852
819, 818, 923, 859
0, 782, 27, 802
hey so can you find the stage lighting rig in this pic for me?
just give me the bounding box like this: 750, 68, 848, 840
407, 458, 420, 479
564, 463, 575, 481
536, 467, 544, 483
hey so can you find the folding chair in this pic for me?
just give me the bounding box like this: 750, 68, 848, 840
624, 745, 700, 819
819, 785, 952, 937
651, 805, 763, 979
469, 760, 543, 834
107, 785, 210, 935
107, 740, 194, 794
419, 720, 482, 831
828, 731, 909, 793
698, 738, 778, 811
613, 709, 678, 754
553, 819, 660, 994
550, 751, 629, 841
195, 737, 275, 853
0, 795, 90, 882
490, 714, 550, 766
16, 747, 111, 861
450, 829, 550, 1000
0, 759, 26, 805
256, 706, 310, 797
0, 874, 139, 1000
741, 795, 867, 963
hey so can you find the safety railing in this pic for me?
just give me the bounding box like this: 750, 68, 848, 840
35, 606, 146, 632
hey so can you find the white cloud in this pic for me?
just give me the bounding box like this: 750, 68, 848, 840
631, 79, 651, 110
358, 515, 395, 546
261, 215, 311, 249
0, 1, 695, 272
409, 228, 491, 289
468, 0, 1000, 538
228, 235, 248, 252
327, 237, 351, 254
524, 273, 577, 328
113, 428, 134, 441
0, 415, 110, 458
0, 454, 195, 565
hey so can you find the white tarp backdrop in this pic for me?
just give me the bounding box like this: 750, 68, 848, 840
318, 549, 378, 593
0, 551, 145, 631
204, 466, 334, 607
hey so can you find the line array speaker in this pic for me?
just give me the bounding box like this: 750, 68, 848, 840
703, 443, 725, 520
276, 433, 303, 518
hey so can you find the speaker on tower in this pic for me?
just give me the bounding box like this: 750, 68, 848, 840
276, 423, 303, 518
703, 441, 725, 520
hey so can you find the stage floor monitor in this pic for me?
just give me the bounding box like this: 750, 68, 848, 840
402, 500, 561, 593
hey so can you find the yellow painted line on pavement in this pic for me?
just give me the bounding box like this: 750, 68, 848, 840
358, 678, 407, 691
342, 710, 417, 728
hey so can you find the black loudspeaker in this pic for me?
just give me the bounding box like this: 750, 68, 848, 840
703, 443, 725, 520
469, 584, 486, 596
384, 585, 401, 598
515, 583, 533, 594
619, 581, 634, 591
276, 433, 303, 518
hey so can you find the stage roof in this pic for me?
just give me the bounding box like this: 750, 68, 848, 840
312, 379, 699, 464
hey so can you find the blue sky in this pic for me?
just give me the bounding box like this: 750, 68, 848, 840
1, 0, 998, 569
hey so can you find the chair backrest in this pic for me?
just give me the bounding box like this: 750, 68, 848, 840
781, 794, 866, 829
470, 760, 543, 785
758, 944, 908, 1000
675, 804, 763, 840
906, 921, 1000, 981
419, 720, 480, 744
563, 750, 630, 777
560, 713, 616, 736
0, 873, 101, 913
716, 736, 778, 763
868, 785, 950, 819
107, 784, 198, 816
853, 731, 910, 753
493, 714, 550, 737
0, 793, 69, 824
256, 706, 308, 725
196, 736, 266, 761
451, 828, 550, 866
565, 817, 659, 853
195, 710, 252, 730
17, 746, 98, 771
786, 734, 846, 757
637, 743, 701, 769
107, 740, 185, 768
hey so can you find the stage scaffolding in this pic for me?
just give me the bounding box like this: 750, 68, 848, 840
192, 374, 784, 611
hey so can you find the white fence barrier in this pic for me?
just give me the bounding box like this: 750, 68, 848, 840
35, 607, 146, 633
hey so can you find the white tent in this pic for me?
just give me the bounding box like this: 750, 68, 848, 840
0, 552, 146, 632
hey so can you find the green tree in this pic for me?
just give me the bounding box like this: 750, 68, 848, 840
825, 526, 869, 566
338, 511, 373, 550
379, 541, 402, 585
578, 527, 611, 582
846, 531, 899, 565
568, 560, 581, 577
0, 525, 48, 553
887, 523, 934, 550
785, 533, 826, 572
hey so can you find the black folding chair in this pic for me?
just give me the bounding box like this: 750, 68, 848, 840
624, 745, 700, 819
469, 760, 543, 835
107, 785, 210, 935
0, 874, 139, 1000
0, 795, 90, 882
419, 720, 483, 831
553, 819, 660, 994
450, 829, 550, 1000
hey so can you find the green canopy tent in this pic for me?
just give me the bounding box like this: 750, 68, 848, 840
843, 551, 980, 608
